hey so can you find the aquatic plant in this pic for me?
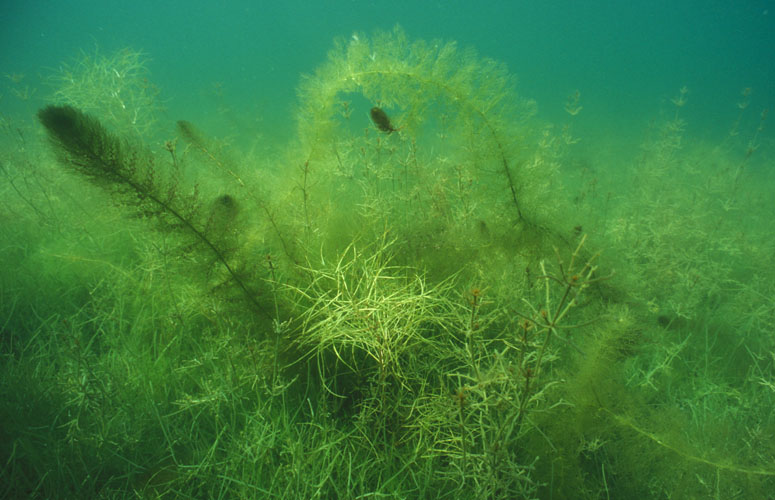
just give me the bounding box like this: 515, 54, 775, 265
37, 104, 271, 318
1, 26, 773, 500
292, 26, 560, 238
49, 47, 161, 140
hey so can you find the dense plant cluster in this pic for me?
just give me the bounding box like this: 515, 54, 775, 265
1, 27, 773, 499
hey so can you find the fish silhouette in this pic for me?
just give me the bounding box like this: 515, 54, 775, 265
370, 106, 399, 134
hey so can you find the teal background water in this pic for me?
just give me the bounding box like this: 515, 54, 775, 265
3, 2, 775, 498
2, 1, 773, 146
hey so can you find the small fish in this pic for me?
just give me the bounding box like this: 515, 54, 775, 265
370, 106, 399, 134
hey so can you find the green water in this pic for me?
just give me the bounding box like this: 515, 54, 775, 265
1, 12, 774, 500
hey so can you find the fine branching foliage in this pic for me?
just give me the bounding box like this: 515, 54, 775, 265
290, 26, 565, 258
37, 104, 271, 318
1, 27, 773, 499
49, 47, 161, 140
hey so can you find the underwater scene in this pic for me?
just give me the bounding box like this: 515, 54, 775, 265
1, 1, 774, 498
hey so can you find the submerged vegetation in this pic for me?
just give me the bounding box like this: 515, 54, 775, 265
1, 27, 774, 499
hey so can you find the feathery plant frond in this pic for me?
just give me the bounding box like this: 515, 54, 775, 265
296, 25, 538, 223
37, 104, 269, 317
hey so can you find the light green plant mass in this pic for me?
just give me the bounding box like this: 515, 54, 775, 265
293, 26, 556, 234
1, 27, 774, 499
50, 47, 161, 140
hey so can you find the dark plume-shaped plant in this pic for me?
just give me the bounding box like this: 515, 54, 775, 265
37, 104, 269, 316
